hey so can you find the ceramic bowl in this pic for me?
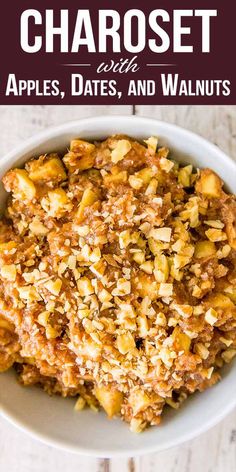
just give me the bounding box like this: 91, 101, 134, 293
0, 116, 236, 457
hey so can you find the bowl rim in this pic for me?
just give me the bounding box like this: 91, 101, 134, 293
1, 388, 236, 458
0, 115, 236, 175
0, 115, 236, 457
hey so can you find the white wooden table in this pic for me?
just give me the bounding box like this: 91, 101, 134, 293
0, 105, 235, 472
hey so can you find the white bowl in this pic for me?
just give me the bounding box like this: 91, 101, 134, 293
0, 116, 236, 457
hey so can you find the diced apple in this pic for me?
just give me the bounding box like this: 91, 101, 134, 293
196, 169, 222, 198
132, 251, 145, 265
129, 389, 153, 415
206, 292, 234, 310
144, 136, 158, 153
224, 286, 236, 303
178, 165, 193, 187
77, 277, 94, 296
29, 218, 48, 236
0, 241, 17, 253
133, 273, 158, 300
194, 241, 216, 259
3, 169, 36, 201
140, 260, 154, 274
103, 171, 127, 185
148, 238, 167, 256
111, 139, 131, 164
45, 278, 62, 296
63, 151, 95, 171
48, 188, 68, 217
129, 175, 143, 190
145, 178, 158, 195
149, 227, 172, 243
76, 188, 98, 223
94, 385, 123, 417
172, 326, 191, 352
116, 332, 135, 354
136, 168, 154, 184
70, 139, 95, 154
154, 254, 169, 282
45, 326, 59, 339
0, 264, 16, 281
225, 222, 236, 250
28, 156, 67, 183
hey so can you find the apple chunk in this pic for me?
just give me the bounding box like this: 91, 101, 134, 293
94, 385, 123, 417
196, 169, 222, 198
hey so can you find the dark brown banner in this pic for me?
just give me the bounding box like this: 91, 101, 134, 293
0, 0, 235, 104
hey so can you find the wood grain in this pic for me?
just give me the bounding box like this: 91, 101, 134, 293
0, 105, 235, 472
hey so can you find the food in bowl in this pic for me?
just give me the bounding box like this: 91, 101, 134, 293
0, 134, 235, 433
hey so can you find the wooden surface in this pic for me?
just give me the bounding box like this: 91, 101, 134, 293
0, 105, 236, 472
